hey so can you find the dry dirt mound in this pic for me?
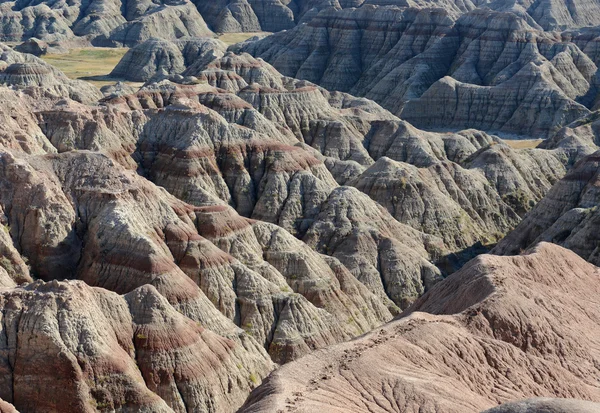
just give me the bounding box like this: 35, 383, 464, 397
239, 243, 600, 413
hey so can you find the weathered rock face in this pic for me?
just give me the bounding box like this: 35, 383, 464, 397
3, 0, 600, 46
193, 0, 336, 33
349, 157, 519, 251
0, 44, 102, 103
239, 243, 600, 412
85, 48, 567, 272
13, 37, 48, 56
0, 0, 339, 45
540, 110, 600, 166
0, 279, 273, 412
0, 49, 399, 367
1, 42, 594, 410
0, 4, 74, 42
1, 0, 214, 46
92, 2, 214, 47
493, 151, 600, 266
486, 0, 600, 31
481, 398, 600, 413
0, 148, 393, 365
111, 37, 227, 82
238, 6, 599, 138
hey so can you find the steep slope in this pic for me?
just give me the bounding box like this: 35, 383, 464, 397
0, 42, 574, 367
486, 0, 600, 30
239, 243, 600, 412
1, 0, 214, 46
540, 110, 600, 165
0, 280, 273, 412
238, 7, 598, 138
0, 148, 392, 363
0, 43, 101, 104
482, 398, 600, 413
110, 37, 228, 82
192, 0, 335, 33
110, 47, 566, 240
493, 150, 600, 265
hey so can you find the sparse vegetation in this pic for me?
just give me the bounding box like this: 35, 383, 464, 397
217, 32, 270, 45
0, 256, 15, 277
501, 139, 543, 149
41, 47, 144, 88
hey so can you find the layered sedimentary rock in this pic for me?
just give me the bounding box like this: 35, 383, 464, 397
238, 7, 598, 138
193, 0, 336, 33
92, 2, 214, 47
111, 37, 227, 82
0, 279, 273, 412
13, 37, 48, 56
349, 157, 519, 251
0, 43, 102, 103
0, 49, 397, 367
104, 48, 566, 261
0, 148, 392, 364
482, 398, 600, 413
493, 151, 600, 266
486, 0, 600, 30
540, 110, 600, 165
1, 0, 214, 46
0, 0, 337, 45
239, 243, 600, 412
0, 43, 579, 378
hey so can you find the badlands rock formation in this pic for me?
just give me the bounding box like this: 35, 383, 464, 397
0, 279, 273, 412
0, 41, 573, 375
0, 0, 214, 46
0, 44, 101, 103
239, 243, 600, 412
494, 151, 600, 265
238, 7, 599, 138
540, 110, 600, 165
112, 44, 566, 223
111, 37, 228, 82
2, 0, 600, 46
0, 0, 599, 410
482, 398, 600, 413
0, 0, 336, 45
485, 0, 600, 30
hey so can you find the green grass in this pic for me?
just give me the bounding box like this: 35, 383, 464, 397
217, 32, 270, 45
501, 139, 543, 149
41, 47, 144, 88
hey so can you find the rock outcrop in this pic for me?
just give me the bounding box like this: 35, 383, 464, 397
92, 2, 214, 47
0, 279, 273, 412
0, 6, 599, 412
111, 37, 227, 82
486, 0, 600, 31
482, 398, 600, 413
239, 243, 600, 412
493, 151, 600, 266
13, 37, 48, 56
1, 0, 214, 46
0, 44, 102, 103
109, 48, 567, 248
238, 7, 599, 138
0, 0, 337, 45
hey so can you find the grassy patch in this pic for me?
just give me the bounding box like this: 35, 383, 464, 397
249, 373, 259, 385
501, 139, 543, 149
41, 47, 143, 88
217, 32, 270, 45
